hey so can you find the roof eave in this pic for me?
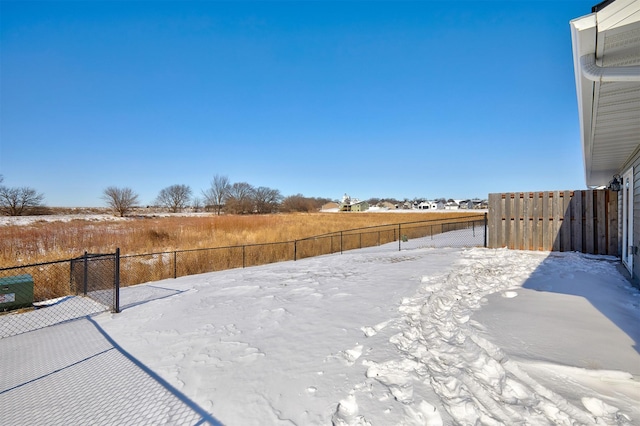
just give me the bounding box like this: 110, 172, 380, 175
570, 13, 598, 187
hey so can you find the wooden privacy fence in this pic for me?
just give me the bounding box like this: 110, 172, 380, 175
488, 190, 618, 255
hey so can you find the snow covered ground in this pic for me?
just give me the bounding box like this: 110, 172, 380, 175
0, 212, 216, 226
1, 237, 638, 425
0, 213, 129, 226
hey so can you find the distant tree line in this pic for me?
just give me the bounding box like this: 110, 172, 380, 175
0, 174, 332, 217
101, 174, 333, 217
0, 173, 459, 218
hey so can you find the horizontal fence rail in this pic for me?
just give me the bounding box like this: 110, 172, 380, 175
488, 190, 618, 255
1, 215, 486, 337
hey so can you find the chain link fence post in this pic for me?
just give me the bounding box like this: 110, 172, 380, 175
114, 248, 120, 313
484, 212, 488, 247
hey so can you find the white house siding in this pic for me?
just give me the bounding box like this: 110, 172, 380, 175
634, 161, 639, 286
619, 147, 640, 285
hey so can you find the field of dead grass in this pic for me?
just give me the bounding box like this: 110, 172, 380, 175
0, 211, 483, 267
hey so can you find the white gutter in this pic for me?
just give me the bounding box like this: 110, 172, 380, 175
580, 53, 640, 82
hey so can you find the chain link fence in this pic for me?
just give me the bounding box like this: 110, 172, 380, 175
297, 214, 487, 257
120, 214, 486, 285
1, 214, 486, 337
0, 214, 485, 424
1, 252, 119, 338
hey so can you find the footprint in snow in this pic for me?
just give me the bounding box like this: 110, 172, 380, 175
342, 345, 364, 365
361, 320, 391, 337
332, 394, 370, 426
363, 359, 415, 404
501, 291, 518, 298
237, 347, 265, 364
259, 307, 291, 319
581, 397, 624, 420
404, 401, 444, 426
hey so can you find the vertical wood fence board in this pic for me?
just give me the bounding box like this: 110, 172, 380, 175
541, 192, 550, 250
569, 192, 577, 251
562, 190, 571, 252
552, 191, 561, 251
585, 191, 595, 254
597, 191, 607, 255
574, 191, 583, 253
609, 191, 619, 255
505, 193, 512, 249
513, 195, 518, 249
523, 193, 531, 251
496, 192, 504, 249
500, 194, 506, 248
511, 194, 517, 249
550, 192, 558, 251
515, 192, 525, 250
532, 192, 540, 251
543, 192, 554, 251
488, 193, 500, 248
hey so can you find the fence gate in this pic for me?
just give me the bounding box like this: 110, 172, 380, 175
70, 249, 120, 313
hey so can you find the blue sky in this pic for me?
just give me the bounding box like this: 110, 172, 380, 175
1, 0, 594, 207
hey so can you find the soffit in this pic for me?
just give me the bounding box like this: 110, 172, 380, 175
573, 0, 640, 187
590, 5, 640, 186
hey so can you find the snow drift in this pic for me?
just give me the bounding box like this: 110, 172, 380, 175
1, 240, 638, 425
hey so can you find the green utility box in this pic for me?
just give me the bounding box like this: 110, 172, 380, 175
0, 274, 34, 311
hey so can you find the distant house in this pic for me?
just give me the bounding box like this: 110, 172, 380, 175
570, 0, 640, 284
444, 200, 459, 210
474, 199, 488, 209
459, 200, 472, 209
338, 194, 369, 212
459, 199, 485, 209
470, 199, 487, 209
417, 201, 444, 210
401, 201, 413, 210
349, 201, 369, 212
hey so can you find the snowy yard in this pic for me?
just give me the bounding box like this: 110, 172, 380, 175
1, 239, 638, 425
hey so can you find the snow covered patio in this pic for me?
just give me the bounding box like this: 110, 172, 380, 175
1, 242, 639, 425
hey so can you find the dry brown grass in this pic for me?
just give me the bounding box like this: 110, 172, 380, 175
1, 211, 482, 267
1, 211, 485, 301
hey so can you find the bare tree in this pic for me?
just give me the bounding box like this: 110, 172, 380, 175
0, 184, 46, 216
253, 186, 283, 214
102, 186, 139, 217
202, 174, 230, 215
155, 184, 192, 213
281, 194, 309, 212
225, 182, 255, 214
192, 197, 203, 212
